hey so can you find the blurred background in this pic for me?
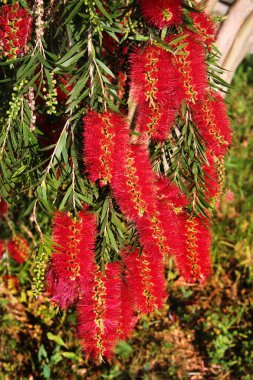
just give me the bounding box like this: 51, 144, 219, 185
1, 1, 253, 379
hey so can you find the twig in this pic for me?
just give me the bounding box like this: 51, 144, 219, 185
92, 56, 108, 112
88, 27, 95, 98
161, 143, 170, 174
40, 117, 70, 188
31, 200, 44, 243
0, 118, 11, 160
21, 224, 37, 247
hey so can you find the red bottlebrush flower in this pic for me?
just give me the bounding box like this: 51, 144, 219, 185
155, 177, 189, 210
123, 247, 166, 314
83, 110, 129, 186
139, 0, 183, 29
136, 179, 189, 288
7, 235, 30, 264
169, 32, 207, 103
100, 263, 122, 360
78, 263, 121, 363
154, 177, 188, 250
152, 178, 193, 272
153, 177, 211, 283
174, 215, 212, 283
46, 209, 97, 309
0, 2, 32, 59
117, 275, 138, 340
130, 45, 181, 140
192, 91, 232, 157
190, 10, 217, 47
135, 102, 179, 141
0, 198, 8, 216
111, 143, 157, 221
130, 45, 179, 106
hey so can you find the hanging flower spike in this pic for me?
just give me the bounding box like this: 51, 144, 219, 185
136, 216, 168, 305
170, 31, 207, 104
130, 45, 179, 106
154, 179, 212, 283
155, 176, 189, 210
189, 9, 217, 48
0, 2, 32, 60
130, 45, 181, 140
117, 274, 138, 341
7, 235, 30, 264
111, 143, 157, 221
46, 209, 97, 309
123, 247, 166, 314
149, 177, 189, 264
176, 215, 212, 284
78, 263, 121, 363
83, 110, 129, 186
100, 262, 122, 360
192, 91, 232, 158
139, 0, 183, 29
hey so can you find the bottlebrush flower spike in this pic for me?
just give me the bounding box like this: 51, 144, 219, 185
130, 45, 179, 106
130, 45, 181, 140
123, 248, 166, 314
46, 209, 97, 309
176, 215, 212, 283
170, 31, 207, 103
7, 235, 30, 264
0, 2, 32, 59
117, 275, 138, 340
111, 143, 157, 221
154, 179, 212, 283
139, 0, 183, 29
143, 177, 188, 264
192, 91, 232, 157
78, 262, 121, 363
83, 110, 129, 186
155, 177, 189, 210
189, 10, 217, 47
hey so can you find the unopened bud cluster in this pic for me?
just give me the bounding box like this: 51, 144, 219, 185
6, 80, 27, 120
43, 74, 58, 115
84, 0, 103, 33
33, 247, 49, 295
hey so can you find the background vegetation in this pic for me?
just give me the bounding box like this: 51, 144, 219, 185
1, 57, 253, 380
